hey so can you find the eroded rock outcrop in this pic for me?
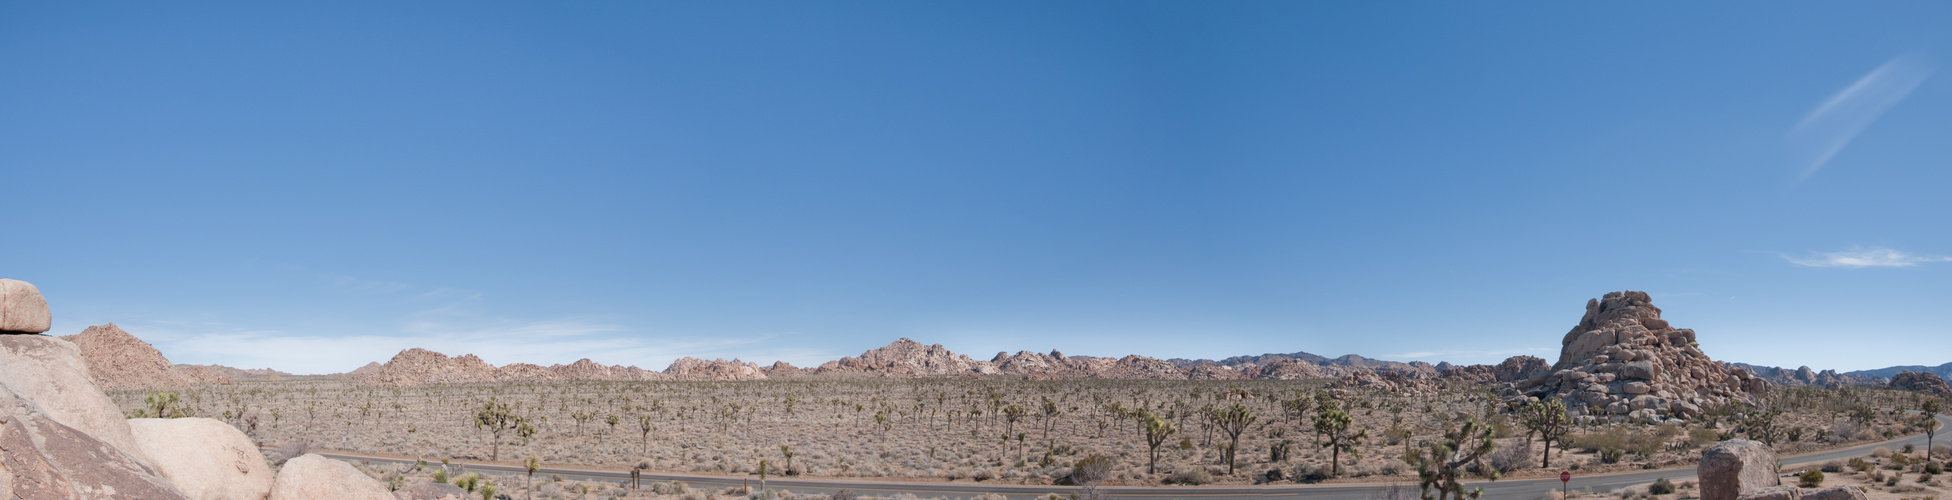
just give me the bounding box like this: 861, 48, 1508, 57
1889, 371, 1952, 396
0, 279, 52, 334
61, 324, 232, 390
0, 387, 188, 500
0, 334, 152, 465
128, 418, 275, 500
816, 338, 995, 377
1518, 291, 1762, 420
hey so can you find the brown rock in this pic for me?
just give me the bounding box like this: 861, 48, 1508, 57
0, 385, 188, 499
127, 418, 275, 500
61, 324, 231, 390
267, 454, 395, 500
0, 279, 52, 334
1700, 440, 1779, 500
1889, 371, 1952, 396
1526, 291, 1760, 419
0, 334, 151, 465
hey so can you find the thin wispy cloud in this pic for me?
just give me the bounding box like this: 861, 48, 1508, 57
1788, 55, 1934, 181
112, 275, 842, 374
1784, 246, 1952, 268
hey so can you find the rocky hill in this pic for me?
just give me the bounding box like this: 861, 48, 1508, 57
1728, 363, 1880, 388
1889, 370, 1952, 396
1515, 291, 1765, 422
59, 323, 232, 390
353, 347, 776, 385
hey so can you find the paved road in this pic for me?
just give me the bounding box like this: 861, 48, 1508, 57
303, 415, 1948, 500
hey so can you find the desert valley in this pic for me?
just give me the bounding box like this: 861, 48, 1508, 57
4, 279, 1949, 500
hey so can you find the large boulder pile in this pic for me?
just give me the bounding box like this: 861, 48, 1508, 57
1889, 371, 1952, 396
61, 323, 232, 390
1516, 291, 1764, 421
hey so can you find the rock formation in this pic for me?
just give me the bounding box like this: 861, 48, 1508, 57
0, 278, 52, 333
128, 418, 276, 500
267, 454, 397, 500
1888, 370, 1952, 396
1736, 485, 1868, 500
61, 323, 232, 390
1516, 291, 1763, 421
815, 338, 996, 377
1699, 439, 1779, 500
0, 279, 437, 498
0, 334, 153, 464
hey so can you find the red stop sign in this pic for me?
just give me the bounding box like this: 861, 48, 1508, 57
1561, 471, 1571, 482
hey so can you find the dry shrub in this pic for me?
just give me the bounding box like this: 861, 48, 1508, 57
1165, 466, 1212, 485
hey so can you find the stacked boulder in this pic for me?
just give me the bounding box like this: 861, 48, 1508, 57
1516, 291, 1765, 422
0, 279, 396, 499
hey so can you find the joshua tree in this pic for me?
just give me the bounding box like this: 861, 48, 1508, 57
474, 398, 519, 461
637, 414, 656, 454
780, 445, 796, 475
1039, 396, 1062, 440
1923, 399, 1943, 462
605, 414, 620, 433
1136, 409, 1178, 474
523, 457, 541, 500
1314, 402, 1368, 477
1213, 403, 1258, 475
1517, 399, 1571, 468
571, 410, 594, 435
1406, 419, 1500, 500
1003, 403, 1026, 438
759, 458, 769, 493
1743, 404, 1783, 446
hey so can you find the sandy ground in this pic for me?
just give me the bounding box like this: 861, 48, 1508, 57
112, 379, 1943, 494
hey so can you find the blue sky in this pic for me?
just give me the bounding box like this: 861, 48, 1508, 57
4, 2, 1950, 375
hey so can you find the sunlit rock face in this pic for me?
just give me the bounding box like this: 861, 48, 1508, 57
1516, 291, 1763, 421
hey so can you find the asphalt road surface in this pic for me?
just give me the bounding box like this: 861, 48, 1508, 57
302, 415, 1948, 500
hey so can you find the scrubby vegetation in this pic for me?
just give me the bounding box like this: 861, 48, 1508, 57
110, 378, 1947, 490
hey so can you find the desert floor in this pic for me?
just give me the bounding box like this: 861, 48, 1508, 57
113, 378, 1946, 497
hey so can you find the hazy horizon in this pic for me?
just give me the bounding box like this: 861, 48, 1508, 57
7, 2, 1951, 375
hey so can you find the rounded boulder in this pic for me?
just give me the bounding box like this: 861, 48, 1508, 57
268, 454, 395, 500
129, 418, 275, 500
0, 279, 51, 333
1700, 439, 1779, 500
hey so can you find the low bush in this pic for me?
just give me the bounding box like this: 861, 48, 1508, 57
1649, 477, 1676, 495
1798, 469, 1823, 488
1165, 467, 1212, 485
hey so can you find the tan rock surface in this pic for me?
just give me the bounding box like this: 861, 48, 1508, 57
1888, 370, 1951, 396
0, 384, 187, 500
1519, 291, 1761, 419
1699, 439, 1779, 500
0, 279, 51, 334
61, 324, 231, 390
0, 334, 150, 465
128, 418, 274, 500
267, 454, 395, 500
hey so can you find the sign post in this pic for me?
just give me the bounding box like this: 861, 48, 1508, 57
1561, 471, 1571, 497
